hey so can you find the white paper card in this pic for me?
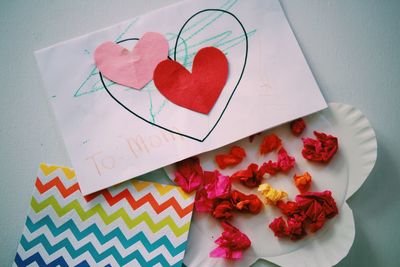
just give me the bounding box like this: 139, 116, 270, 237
35, 0, 326, 195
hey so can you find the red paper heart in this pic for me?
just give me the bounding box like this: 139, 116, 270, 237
153, 47, 229, 114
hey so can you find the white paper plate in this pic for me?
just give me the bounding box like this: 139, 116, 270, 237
164, 103, 377, 267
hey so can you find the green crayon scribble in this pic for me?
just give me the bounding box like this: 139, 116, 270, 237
73, 0, 256, 123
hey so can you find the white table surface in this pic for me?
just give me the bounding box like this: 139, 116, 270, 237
1, 0, 399, 266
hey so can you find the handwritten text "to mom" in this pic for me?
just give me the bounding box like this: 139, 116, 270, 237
85, 130, 185, 176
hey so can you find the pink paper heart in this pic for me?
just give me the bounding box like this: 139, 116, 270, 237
94, 32, 169, 89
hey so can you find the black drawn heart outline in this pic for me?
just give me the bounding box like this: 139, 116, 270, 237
99, 8, 248, 142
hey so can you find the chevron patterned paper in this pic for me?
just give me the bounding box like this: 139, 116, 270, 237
14, 163, 195, 266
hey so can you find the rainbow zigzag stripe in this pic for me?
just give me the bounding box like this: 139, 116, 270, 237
14, 163, 194, 266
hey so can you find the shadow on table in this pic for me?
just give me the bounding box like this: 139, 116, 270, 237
337, 135, 400, 266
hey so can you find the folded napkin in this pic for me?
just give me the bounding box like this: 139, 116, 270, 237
14, 163, 194, 266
